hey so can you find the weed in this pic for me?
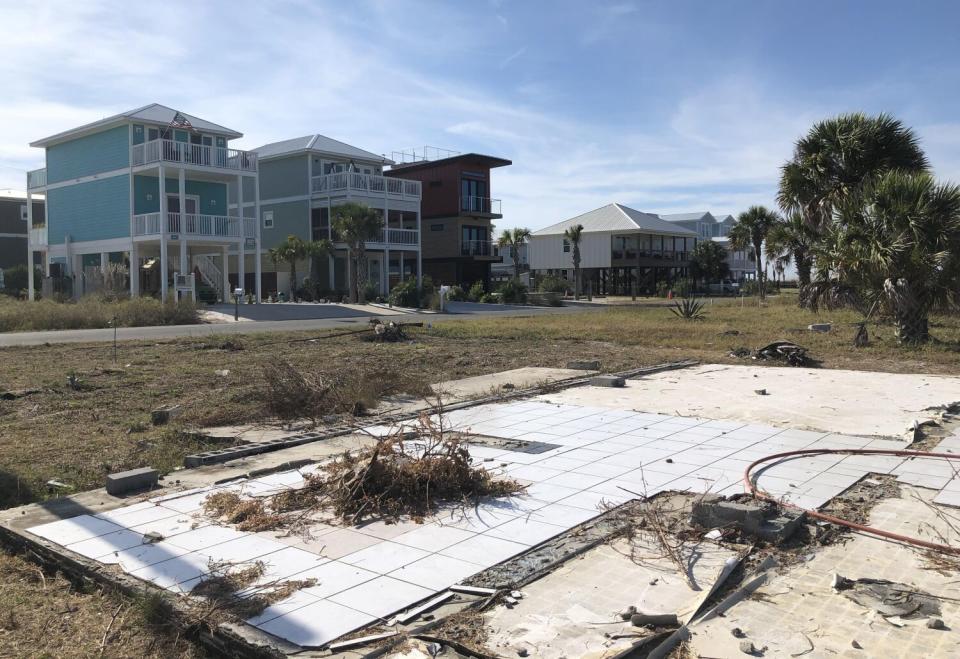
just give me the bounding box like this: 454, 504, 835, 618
669, 297, 706, 321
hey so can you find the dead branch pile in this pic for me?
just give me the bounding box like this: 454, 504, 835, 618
261, 360, 431, 423
316, 412, 525, 523
187, 559, 316, 623
202, 412, 525, 531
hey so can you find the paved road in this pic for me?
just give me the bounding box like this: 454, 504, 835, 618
0, 304, 591, 347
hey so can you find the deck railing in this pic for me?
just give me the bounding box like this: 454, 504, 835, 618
27, 168, 47, 189
133, 212, 242, 238
461, 240, 494, 257
131, 139, 257, 172
460, 195, 502, 215
311, 172, 421, 200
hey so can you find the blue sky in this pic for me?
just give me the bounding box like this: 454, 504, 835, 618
2, 0, 960, 230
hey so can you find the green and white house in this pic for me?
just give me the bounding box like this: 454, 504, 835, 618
249, 135, 422, 297
26, 103, 261, 302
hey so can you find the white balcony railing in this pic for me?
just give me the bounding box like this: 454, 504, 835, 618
461, 239, 495, 257
29, 225, 48, 245
311, 172, 421, 200
131, 139, 257, 172
460, 195, 502, 215
27, 168, 47, 189
380, 228, 419, 245
133, 212, 243, 238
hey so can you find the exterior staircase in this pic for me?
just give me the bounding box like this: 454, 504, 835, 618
192, 254, 224, 301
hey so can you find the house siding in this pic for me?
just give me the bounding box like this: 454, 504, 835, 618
46, 125, 130, 184
259, 155, 309, 200
529, 233, 613, 270
260, 200, 310, 247
47, 175, 131, 243
133, 175, 227, 215
0, 236, 26, 269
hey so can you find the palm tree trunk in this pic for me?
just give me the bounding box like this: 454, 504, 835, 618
357, 242, 367, 302
347, 246, 357, 303
884, 278, 930, 344
289, 259, 297, 298
796, 254, 812, 308
513, 254, 520, 281
754, 240, 765, 300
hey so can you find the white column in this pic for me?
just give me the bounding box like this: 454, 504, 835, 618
178, 168, 187, 284
416, 208, 422, 287
130, 242, 139, 296
253, 172, 262, 303
383, 188, 389, 295
236, 174, 245, 297
159, 166, 168, 302
100, 251, 109, 273
26, 190, 34, 300
222, 244, 230, 302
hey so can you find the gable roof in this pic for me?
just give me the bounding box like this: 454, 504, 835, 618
253, 134, 392, 164
533, 204, 697, 237
659, 211, 715, 223
30, 103, 242, 147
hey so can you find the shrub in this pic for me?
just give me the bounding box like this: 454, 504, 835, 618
388, 277, 421, 308
673, 277, 695, 298
656, 281, 670, 298
361, 282, 378, 303
467, 281, 485, 302
537, 275, 569, 294
480, 293, 496, 303
669, 297, 706, 321
495, 279, 528, 304
740, 280, 761, 296
445, 285, 466, 301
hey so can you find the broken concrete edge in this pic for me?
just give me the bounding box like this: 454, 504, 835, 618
692, 554, 779, 625
0, 523, 289, 659
327, 631, 399, 652
181, 359, 700, 469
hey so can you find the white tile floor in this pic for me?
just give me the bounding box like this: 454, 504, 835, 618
29, 399, 958, 650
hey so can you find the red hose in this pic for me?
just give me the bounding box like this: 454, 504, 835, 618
744, 448, 960, 555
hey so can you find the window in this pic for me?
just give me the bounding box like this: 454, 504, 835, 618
263, 210, 274, 229
460, 178, 488, 211
563, 239, 570, 253
430, 224, 444, 231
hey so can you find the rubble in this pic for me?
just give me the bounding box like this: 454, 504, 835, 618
691, 496, 804, 544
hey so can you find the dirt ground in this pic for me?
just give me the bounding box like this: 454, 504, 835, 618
1, 297, 960, 657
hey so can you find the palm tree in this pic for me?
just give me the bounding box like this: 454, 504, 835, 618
497, 227, 531, 282
563, 224, 584, 299
268, 235, 304, 298
777, 113, 928, 230
332, 202, 383, 303
729, 206, 780, 300
765, 211, 819, 306
808, 170, 960, 345
689, 240, 730, 290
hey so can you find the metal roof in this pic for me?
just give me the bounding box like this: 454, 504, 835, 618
659, 211, 715, 223
387, 152, 512, 173
30, 103, 242, 147
253, 134, 392, 164
534, 204, 697, 237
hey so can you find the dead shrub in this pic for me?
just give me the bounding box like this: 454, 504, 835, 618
261, 360, 431, 424
201, 492, 285, 532
188, 559, 316, 623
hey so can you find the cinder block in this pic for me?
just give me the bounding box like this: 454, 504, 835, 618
106, 467, 159, 495
567, 360, 601, 371
151, 405, 182, 426
590, 375, 625, 388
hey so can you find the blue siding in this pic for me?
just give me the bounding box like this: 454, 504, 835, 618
47, 175, 131, 243
133, 175, 227, 215
46, 125, 130, 184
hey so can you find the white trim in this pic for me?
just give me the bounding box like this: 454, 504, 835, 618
0, 233, 26, 239
42, 167, 129, 191
231, 193, 310, 208
46, 236, 132, 258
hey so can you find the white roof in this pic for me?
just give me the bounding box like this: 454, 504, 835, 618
253, 134, 393, 164
0, 189, 45, 201
534, 203, 697, 237
30, 103, 242, 147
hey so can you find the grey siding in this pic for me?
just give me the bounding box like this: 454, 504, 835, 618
259, 155, 309, 199
260, 200, 310, 249
0, 237, 27, 269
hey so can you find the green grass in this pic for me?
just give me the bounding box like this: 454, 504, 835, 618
0, 295, 200, 332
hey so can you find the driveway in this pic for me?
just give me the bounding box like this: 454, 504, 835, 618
206, 302, 380, 321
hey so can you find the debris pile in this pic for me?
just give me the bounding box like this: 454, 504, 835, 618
730, 341, 810, 366
364, 319, 423, 342
691, 496, 804, 544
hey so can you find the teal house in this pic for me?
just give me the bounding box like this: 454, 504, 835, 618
26, 104, 261, 301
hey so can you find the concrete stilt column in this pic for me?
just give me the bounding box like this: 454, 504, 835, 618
236, 174, 245, 298
222, 245, 230, 303
159, 166, 168, 302
130, 242, 139, 296
178, 168, 187, 290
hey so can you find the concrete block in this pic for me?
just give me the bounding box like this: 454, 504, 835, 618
590, 375, 625, 388
566, 360, 601, 371
106, 467, 159, 495
808, 323, 832, 333
692, 498, 765, 534
151, 405, 182, 426
757, 510, 805, 543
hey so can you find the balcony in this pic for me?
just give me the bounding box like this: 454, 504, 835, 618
612, 249, 690, 262
312, 172, 421, 201
460, 195, 502, 216
131, 139, 257, 173
29, 225, 47, 246
133, 212, 245, 239
321, 226, 420, 247
461, 239, 495, 257
27, 168, 47, 189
